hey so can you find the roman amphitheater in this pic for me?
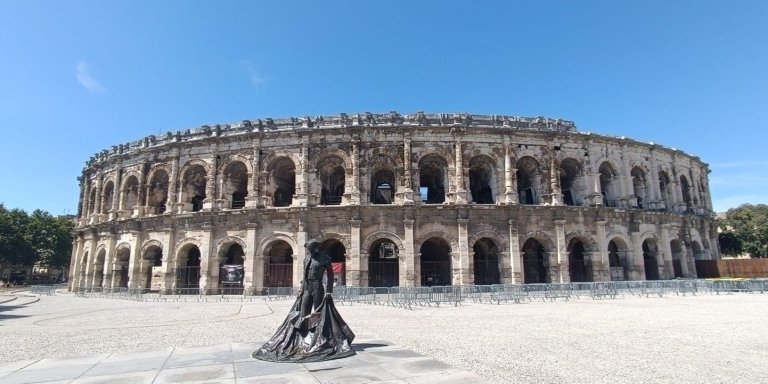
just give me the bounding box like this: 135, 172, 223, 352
68, 112, 718, 294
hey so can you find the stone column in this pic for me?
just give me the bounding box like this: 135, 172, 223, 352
455, 140, 468, 204
593, 220, 610, 281
110, 165, 122, 220
348, 220, 361, 286
167, 150, 180, 213
399, 136, 415, 204
204, 144, 218, 211
198, 229, 214, 293
101, 234, 116, 289
659, 224, 673, 279
93, 175, 104, 224
457, 219, 470, 284
297, 142, 309, 207
244, 224, 258, 294
648, 149, 661, 209
161, 228, 176, 293
348, 142, 361, 205
503, 142, 516, 204
403, 219, 416, 286
621, 147, 635, 208
68, 235, 83, 291
508, 220, 522, 283
628, 231, 645, 280
549, 156, 562, 205
83, 235, 98, 290
554, 219, 568, 283
295, 220, 307, 289
80, 175, 91, 226
246, 138, 261, 208
126, 232, 143, 289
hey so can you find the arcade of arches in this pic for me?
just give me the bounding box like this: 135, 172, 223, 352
71, 225, 713, 293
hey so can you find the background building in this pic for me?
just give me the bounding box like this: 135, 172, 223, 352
69, 112, 718, 293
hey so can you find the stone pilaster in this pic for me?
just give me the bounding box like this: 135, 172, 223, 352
403, 219, 416, 286
508, 220, 522, 283
593, 220, 610, 281
348, 220, 361, 286
454, 140, 468, 204
554, 219, 568, 283
203, 144, 218, 210
457, 219, 470, 284
167, 149, 180, 213
246, 138, 261, 208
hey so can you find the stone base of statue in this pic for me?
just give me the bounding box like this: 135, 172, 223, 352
252, 296, 355, 363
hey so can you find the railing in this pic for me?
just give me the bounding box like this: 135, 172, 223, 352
69, 279, 767, 305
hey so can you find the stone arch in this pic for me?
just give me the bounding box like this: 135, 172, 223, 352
361, 231, 406, 259
607, 235, 631, 281
220, 158, 250, 209
113, 243, 131, 288
140, 240, 164, 257
259, 234, 299, 258
313, 232, 352, 259
309, 148, 353, 174
598, 160, 621, 207
218, 153, 254, 175
419, 236, 453, 286
630, 165, 649, 209
658, 168, 674, 210
174, 238, 203, 260
315, 155, 347, 205
680, 174, 693, 210
265, 155, 297, 207
642, 237, 661, 280
216, 236, 247, 259
179, 160, 209, 212
101, 179, 116, 214
516, 156, 542, 205
566, 234, 596, 282
417, 152, 451, 204
670, 237, 686, 278
414, 230, 459, 254
559, 157, 584, 206
120, 171, 141, 212
519, 230, 557, 252
521, 237, 549, 284
261, 237, 296, 288
93, 244, 107, 264
468, 230, 508, 252
468, 154, 497, 204
472, 237, 501, 285
146, 164, 170, 214
369, 155, 398, 204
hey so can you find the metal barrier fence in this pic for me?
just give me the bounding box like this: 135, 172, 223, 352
69, 279, 767, 305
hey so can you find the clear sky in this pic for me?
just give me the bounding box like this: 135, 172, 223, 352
1, 1, 766, 215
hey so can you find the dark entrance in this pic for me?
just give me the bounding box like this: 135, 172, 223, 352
368, 239, 399, 287
568, 239, 593, 282
320, 240, 346, 286
219, 243, 245, 294
522, 238, 549, 284
473, 238, 500, 285
420, 238, 451, 286
265, 240, 293, 288
177, 246, 201, 293
643, 240, 659, 281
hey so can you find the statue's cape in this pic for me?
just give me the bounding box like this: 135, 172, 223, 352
252, 296, 355, 363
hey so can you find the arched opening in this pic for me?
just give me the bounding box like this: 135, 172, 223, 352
264, 240, 293, 287
368, 239, 399, 287
522, 238, 549, 284
608, 239, 629, 281
79, 251, 90, 286
143, 245, 163, 291
318, 156, 346, 205
147, 170, 168, 214
182, 165, 207, 212
599, 162, 619, 207
114, 247, 131, 288
631, 167, 648, 209
88, 188, 97, 215
320, 239, 347, 286
121, 175, 140, 214
371, 168, 396, 204
469, 156, 495, 204
516, 157, 540, 205
219, 243, 245, 294
698, 177, 708, 210
671, 239, 684, 278
223, 162, 248, 209
419, 237, 451, 286
568, 239, 593, 282
270, 157, 296, 207
177, 246, 201, 293
419, 154, 447, 204
473, 238, 500, 285
691, 241, 704, 260
101, 181, 115, 215
643, 239, 660, 280
94, 250, 106, 288
680, 175, 693, 212
560, 158, 582, 206
659, 171, 672, 211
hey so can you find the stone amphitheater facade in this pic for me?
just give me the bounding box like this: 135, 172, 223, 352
69, 112, 718, 293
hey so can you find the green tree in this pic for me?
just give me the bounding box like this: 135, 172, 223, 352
0, 205, 36, 266
718, 204, 768, 258
27, 210, 74, 269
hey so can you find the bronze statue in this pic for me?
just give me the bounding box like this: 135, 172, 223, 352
252, 240, 355, 362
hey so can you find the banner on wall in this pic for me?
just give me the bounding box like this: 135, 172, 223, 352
220, 265, 245, 284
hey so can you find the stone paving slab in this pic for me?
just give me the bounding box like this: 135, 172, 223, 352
0, 340, 486, 384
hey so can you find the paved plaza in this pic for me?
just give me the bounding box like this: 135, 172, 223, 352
1, 290, 767, 383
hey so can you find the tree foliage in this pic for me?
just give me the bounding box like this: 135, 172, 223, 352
718, 204, 768, 258
0, 204, 74, 269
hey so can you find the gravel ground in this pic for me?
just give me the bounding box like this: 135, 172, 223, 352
2, 291, 767, 384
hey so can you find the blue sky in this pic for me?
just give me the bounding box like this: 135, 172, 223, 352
1, 1, 767, 215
